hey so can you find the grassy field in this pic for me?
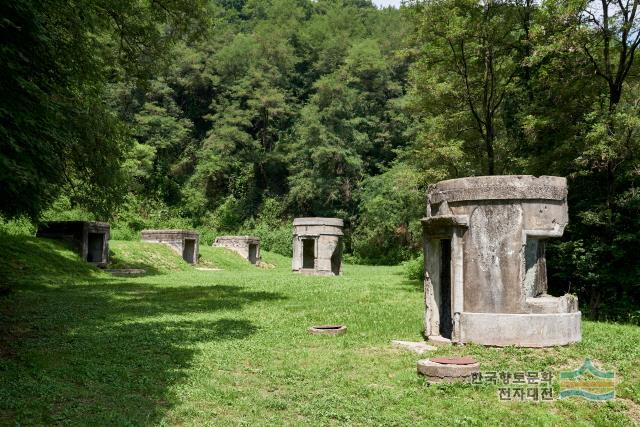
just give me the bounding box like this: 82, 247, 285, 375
0, 234, 639, 426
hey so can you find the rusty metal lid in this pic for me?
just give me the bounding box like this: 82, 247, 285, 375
430, 356, 477, 365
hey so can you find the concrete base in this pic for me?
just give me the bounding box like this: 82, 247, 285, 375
296, 268, 336, 276
417, 359, 480, 383
427, 335, 453, 346
392, 340, 438, 354
459, 311, 581, 347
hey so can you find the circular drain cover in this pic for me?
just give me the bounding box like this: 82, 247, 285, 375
430, 356, 477, 365
308, 325, 347, 335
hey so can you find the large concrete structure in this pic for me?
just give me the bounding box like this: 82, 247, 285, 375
36, 221, 110, 267
292, 217, 343, 276
214, 236, 260, 264
141, 229, 199, 264
422, 175, 581, 347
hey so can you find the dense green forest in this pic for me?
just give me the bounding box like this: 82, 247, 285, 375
1, 0, 639, 321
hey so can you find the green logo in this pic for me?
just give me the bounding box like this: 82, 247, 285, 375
559, 359, 615, 401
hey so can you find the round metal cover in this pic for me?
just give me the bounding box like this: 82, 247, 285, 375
430, 356, 477, 365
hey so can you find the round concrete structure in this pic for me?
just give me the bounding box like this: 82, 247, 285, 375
292, 217, 343, 276
417, 357, 480, 383
422, 175, 581, 347
308, 325, 347, 335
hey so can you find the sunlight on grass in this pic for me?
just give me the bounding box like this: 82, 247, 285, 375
0, 235, 638, 425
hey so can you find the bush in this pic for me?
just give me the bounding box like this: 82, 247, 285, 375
0, 216, 36, 236
402, 255, 424, 281
352, 165, 425, 264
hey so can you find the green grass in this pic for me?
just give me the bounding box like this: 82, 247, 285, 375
0, 235, 639, 425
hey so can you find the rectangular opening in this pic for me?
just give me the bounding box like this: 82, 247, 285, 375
330, 238, 342, 275
439, 239, 452, 339
248, 244, 258, 264
87, 233, 104, 263
302, 238, 315, 269
524, 238, 547, 297
183, 239, 196, 264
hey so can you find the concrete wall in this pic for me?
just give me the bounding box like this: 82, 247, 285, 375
37, 221, 110, 267
214, 236, 260, 264
141, 230, 199, 264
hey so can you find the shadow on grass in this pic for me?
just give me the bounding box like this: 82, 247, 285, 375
0, 262, 285, 424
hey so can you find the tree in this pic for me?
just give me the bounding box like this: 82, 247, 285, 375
0, 0, 207, 220
408, 0, 524, 175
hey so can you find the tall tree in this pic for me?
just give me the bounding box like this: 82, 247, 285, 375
0, 0, 207, 219
408, 0, 524, 175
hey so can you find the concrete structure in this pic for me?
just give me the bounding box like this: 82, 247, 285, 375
141, 229, 199, 264
417, 357, 480, 383
391, 340, 437, 354
214, 236, 260, 264
308, 325, 347, 335
422, 175, 581, 347
292, 217, 343, 276
36, 221, 110, 267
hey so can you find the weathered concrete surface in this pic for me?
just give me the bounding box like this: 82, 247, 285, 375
292, 217, 343, 276
417, 358, 480, 383
37, 221, 110, 267
141, 229, 199, 264
214, 236, 260, 264
422, 175, 581, 347
392, 340, 437, 354
459, 312, 581, 347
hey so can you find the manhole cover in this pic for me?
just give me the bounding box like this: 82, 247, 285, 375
430, 356, 477, 365
308, 325, 347, 335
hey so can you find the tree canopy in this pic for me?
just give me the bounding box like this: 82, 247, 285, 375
1, 0, 639, 321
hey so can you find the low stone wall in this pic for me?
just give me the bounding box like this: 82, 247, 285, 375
37, 221, 110, 267
141, 229, 199, 264
214, 236, 260, 264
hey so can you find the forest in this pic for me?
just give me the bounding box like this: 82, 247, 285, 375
1, 0, 639, 322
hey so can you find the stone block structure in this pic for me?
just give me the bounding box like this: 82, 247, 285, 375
214, 236, 260, 264
141, 229, 199, 264
36, 221, 110, 267
422, 175, 581, 347
292, 217, 343, 276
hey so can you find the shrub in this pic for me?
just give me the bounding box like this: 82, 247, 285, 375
402, 255, 424, 281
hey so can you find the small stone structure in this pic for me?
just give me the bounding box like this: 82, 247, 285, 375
141, 229, 199, 264
422, 175, 581, 347
36, 221, 110, 267
292, 217, 343, 276
308, 325, 347, 335
214, 236, 260, 264
392, 340, 437, 354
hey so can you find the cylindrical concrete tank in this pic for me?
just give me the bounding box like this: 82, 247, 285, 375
292, 217, 343, 276
422, 175, 581, 347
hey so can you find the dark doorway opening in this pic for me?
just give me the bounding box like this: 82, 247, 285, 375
248, 244, 258, 264
439, 239, 452, 339
183, 239, 196, 264
330, 240, 341, 275
302, 239, 315, 269
87, 233, 104, 263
